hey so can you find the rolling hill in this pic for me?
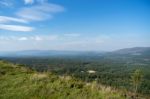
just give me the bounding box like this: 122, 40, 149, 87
0, 47, 149, 98
0, 47, 149, 58
0, 61, 127, 99
110, 47, 150, 55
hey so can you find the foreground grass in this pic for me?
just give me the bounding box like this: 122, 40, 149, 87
0, 61, 131, 99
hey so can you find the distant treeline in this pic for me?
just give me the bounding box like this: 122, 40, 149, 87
0, 55, 150, 95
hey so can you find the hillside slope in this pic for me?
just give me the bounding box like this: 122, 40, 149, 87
112, 47, 150, 55
0, 61, 126, 99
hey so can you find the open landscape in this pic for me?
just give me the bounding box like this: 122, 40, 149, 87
0, 0, 149, 99
0, 47, 150, 98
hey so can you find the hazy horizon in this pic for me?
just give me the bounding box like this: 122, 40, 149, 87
0, 0, 150, 51
0, 46, 149, 53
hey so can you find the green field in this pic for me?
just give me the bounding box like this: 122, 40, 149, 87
0, 61, 127, 99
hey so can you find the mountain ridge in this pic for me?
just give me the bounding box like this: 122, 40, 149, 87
0, 47, 150, 57
111, 47, 150, 55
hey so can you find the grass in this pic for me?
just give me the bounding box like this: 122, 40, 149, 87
0, 61, 141, 99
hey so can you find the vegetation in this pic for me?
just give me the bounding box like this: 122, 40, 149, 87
131, 69, 143, 95
0, 48, 149, 98
2, 55, 150, 95
0, 61, 128, 99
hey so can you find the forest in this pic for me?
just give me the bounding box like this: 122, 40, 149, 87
0, 61, 127, 99
1, 53, 149, 96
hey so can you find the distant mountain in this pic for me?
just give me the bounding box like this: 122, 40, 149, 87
0, 50, 103, 57
0, 47, 149, 58
111, 47, 150, 55
104, 47, 150, 63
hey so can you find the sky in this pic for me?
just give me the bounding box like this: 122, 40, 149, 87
0, 0, 150, 51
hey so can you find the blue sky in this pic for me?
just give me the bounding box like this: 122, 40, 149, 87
0, 0, 149, 51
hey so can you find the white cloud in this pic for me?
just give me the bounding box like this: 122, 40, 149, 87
30, 36, 43, 41
0, 1, 13, 7
0, 24, 34, 32
0, 1, 64, 32
0, 16, 28, 23
37, 0, 47, 3
17, 9, 53, 21
18, 37, 28, 41
64, 33, 81, 37
30, 35, 58, 41
24, 0, 48, 5
0, 34, 149, 51
44, 35, 58, 40
16, 3, 64, 21
34, 36, 42, 41
0, 35, 58, 41
24, 0, 34, 5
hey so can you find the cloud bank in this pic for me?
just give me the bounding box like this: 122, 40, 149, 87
0, 24, 34, 32
0, 0, 64, 32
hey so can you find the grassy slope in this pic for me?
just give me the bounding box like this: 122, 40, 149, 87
0, 61, 133, 99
